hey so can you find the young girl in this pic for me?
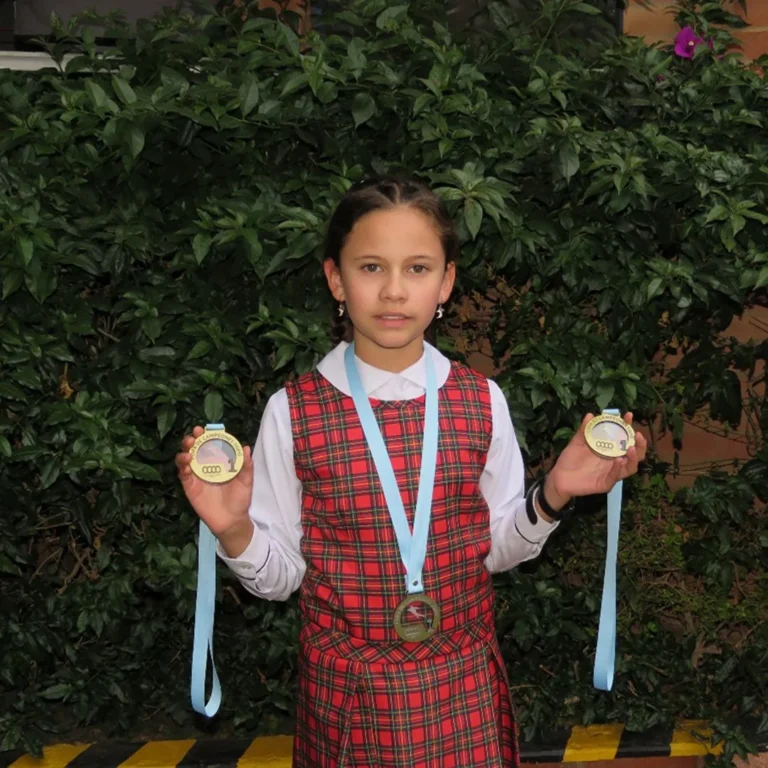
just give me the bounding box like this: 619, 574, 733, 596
176, 178, 646, 767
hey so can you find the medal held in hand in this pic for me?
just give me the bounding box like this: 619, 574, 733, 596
191, 419, 245, 718
189, 424, 244, 484
584, 413, 635, 459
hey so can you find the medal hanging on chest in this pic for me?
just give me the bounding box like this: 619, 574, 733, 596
345, 343, 441, 643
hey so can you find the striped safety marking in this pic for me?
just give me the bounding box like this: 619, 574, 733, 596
5, 744, 92, 768
0, 721, 740, 767
563, 724, 626, 762
670, 720, 724, 757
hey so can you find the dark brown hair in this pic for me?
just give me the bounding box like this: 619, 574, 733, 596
324, 176, 460, 344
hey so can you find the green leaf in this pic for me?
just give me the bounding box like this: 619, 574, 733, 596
85, 80, 108, 109
40, 458, 60, 490
596, 383, 615, 411
45, 404, 72, 425
558, 142, 580, 182
239, 76, 260, 117
0, 436, 11, 458
351, 93, 375, 127
137, 347, 177, 363
120, 460, 161, 482
193, 234, 212, 264
705, 204, 728, 224
24, 271, 57, 304
464, 199, 483, 240
281, 72, 308, 97
127, 125, 145, 159
273, 343, 295, 370
242, 229, 263, 266
755, 266, 768, 290
376, 5, 408, 30
572, 2, 601, 15
622, 380, 637, 404
39, 684, 72, 701
2, 270, 23, 299
112, 76, 137, 105
18, 236, 34, 266
647, 277, 664, 300
204, 391, 224, 423
157, 405, 177, 440
187, 340, 212, 360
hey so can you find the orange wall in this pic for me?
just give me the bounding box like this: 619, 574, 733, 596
624, 0, 768, 59
258, 0, 310, 33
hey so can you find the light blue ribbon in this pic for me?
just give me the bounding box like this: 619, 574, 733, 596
191, 424, 223, 717
593, 407, 623, 692
344, 343, 438, 595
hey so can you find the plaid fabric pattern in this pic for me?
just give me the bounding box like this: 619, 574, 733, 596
285, 361, 519, 767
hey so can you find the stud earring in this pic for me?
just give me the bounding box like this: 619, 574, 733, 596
436, 304, 444, 320
338, 302, 345, 317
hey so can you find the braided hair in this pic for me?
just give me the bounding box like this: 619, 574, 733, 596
324, 176, 459, 345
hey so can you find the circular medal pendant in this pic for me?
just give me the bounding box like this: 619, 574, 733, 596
393, 594, 441, 643
190, 425, 244, 484
584, 413, 635, 459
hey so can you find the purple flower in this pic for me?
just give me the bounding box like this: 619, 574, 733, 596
674, 26, 713, 59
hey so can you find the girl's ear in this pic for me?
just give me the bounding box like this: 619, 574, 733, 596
439, 261, 456, 305
323, 258, 344, 302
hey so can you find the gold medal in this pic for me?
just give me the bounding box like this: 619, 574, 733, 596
393, 594, 441, 642
190, 424, 244, 484
584, 413, 635, 459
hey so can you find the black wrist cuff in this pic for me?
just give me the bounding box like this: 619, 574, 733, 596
525, 475, 572, 523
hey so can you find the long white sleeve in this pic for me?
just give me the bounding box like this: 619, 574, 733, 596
215, 389, 306, 601
481, 380, 559, 573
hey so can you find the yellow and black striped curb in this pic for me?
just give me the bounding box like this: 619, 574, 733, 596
2, 721, 765, 767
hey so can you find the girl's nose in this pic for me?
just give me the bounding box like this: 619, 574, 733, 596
381, 274, 407, 301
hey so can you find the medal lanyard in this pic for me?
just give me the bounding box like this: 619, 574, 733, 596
593, 407, 623, 692
344, 343, 439, 595
191, 424, 224, 718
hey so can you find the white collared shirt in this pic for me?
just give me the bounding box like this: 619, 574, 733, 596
217, 341, 558, 601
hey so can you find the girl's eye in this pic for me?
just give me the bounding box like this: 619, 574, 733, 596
362, 264, 381, 273
411, 265, 428, 274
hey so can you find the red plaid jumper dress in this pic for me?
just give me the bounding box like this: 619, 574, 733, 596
285, 360, 519, 768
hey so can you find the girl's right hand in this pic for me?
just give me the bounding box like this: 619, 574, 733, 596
176, 427, 254, 538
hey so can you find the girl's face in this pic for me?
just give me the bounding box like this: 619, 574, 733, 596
324, 206, 455, 368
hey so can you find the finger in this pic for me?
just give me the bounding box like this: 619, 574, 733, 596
175, 452, 192, 468
582, 413, 594, 429
622, 447, 639, 478
634, 431, 648, 462
182, 426, 206, 451
610, 456, 628, 484
624, 412, 633, 425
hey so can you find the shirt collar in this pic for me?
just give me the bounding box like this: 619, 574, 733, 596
316, 340, 451, 398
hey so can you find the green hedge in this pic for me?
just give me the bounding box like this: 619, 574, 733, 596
1, 0, 766, 759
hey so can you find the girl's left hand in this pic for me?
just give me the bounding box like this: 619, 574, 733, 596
546, 412, 648, 507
